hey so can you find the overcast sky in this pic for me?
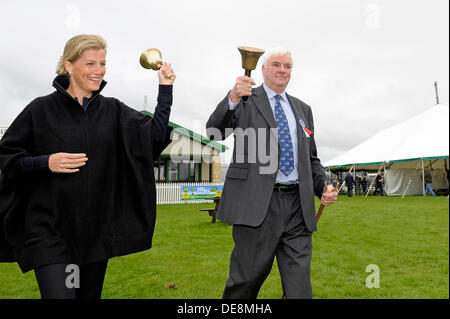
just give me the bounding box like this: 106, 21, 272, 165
0, 0, 448, 163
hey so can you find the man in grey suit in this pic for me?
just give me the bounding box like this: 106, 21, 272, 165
206, 47, 338, 299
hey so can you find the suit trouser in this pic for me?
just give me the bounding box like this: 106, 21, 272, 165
34, 260, 108, 299
223, 187, 313, 299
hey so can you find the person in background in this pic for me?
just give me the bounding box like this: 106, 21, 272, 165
361, 172, 368, 195
345, 172, 354, 197
373, 171, 384, 196
354, 173, 361, 196
423, 167, 436, 197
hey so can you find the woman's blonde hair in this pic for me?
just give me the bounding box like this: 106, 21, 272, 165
56, 34, 107, 75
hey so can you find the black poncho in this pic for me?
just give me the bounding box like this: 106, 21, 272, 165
0, 75, 173, 273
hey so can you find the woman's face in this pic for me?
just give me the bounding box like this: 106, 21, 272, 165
65, 48, 106, 96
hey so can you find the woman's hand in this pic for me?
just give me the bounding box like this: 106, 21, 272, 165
49, 153, 88, 173
158, 62, 176, 85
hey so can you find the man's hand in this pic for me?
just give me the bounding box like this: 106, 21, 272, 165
49, 153, 88, 173
321, 184, 338, 206
229, 76, 256, 103
158, 62, 176, 85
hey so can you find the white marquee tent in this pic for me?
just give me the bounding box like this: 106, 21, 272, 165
323, 104, 449, 196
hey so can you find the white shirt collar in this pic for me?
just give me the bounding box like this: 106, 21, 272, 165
263, 83, 288, 102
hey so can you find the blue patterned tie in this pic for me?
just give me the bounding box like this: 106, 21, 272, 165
274, 95, 294, 176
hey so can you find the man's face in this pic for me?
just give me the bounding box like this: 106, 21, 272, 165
262, 54, 292, 93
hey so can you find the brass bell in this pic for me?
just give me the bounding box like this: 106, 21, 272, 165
237, 46, 264, 105
238, 46, 265, 77
140, 48, 163, 70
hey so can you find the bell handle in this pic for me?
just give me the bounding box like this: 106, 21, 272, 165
242, 70, 252, 105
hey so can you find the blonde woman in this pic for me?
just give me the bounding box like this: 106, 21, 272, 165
0, 34, 176, 299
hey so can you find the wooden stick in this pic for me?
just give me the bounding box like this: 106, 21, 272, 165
316, 182, 339, 223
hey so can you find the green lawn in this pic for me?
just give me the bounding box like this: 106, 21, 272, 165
0, 196, 448, 299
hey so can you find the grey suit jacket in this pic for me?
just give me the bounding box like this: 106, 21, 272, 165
206, 85, 329, 232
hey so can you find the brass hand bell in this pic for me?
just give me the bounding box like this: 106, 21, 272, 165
238, 46, 265, 77
140, 48, 163, 70
237, 46, 265, 105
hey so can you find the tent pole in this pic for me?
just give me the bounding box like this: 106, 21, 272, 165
353, 164, 356, 197
421, 158, 425, 196
402, 180, 411, 198
365, 164, 383, 197
402, 161, 422, 198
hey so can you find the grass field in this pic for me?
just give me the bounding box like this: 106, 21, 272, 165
0, 196, 448, 299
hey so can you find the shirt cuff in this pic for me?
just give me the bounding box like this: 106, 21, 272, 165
228, 96, 239, 110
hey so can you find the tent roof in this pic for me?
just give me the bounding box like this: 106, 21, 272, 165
324, 104, 449, 170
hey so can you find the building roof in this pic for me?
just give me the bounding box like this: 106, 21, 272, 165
140, 110, 228, 153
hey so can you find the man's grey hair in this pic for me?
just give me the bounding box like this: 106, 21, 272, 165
261, 47, 294, 68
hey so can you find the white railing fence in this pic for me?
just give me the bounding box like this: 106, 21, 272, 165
156, 182, 224, 205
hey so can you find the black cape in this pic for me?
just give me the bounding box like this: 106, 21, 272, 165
0, 75, 173, 273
